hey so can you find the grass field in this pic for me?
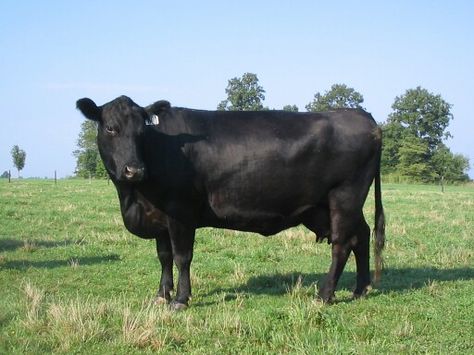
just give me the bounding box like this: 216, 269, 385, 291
0, 179, 473, 354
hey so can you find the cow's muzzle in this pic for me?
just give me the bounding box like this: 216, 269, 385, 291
123, 165, 145, 182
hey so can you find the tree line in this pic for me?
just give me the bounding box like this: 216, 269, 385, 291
74, 73, 470, 183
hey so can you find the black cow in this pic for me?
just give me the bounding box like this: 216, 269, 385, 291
76, 96, 385, 310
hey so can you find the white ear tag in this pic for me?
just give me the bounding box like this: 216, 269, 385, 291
150, 114, 159, 125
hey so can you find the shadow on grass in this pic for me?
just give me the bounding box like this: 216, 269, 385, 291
203, 267, 474, 299
0, 238, 75, 251
378, 267, 474, 293
1, 254, 120, 270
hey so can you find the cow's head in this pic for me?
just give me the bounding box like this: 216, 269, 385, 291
76, 96, 148, 182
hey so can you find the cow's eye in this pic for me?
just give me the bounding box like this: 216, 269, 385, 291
105, 125, 117, 135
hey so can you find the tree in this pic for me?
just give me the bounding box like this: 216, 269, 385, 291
306, 84, 364, 112
380, 121, 408, 174
446, 153, 470, 182
11, 145, 26, 177
388, 86, 452, 152
382, 87, 469, 183
95, 156, 108, 179
74, 120, 102, 178
218, 73, 266, 111
431, 144, 470, 183
1, 171, 9, 179
396, 135, 433, 182
383, 86, 453, 173
282, 104, 299, 112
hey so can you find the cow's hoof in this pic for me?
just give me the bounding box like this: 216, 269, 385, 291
317, 292, 335, 304
352, 292, 365, 300
153, 296, 169, 305
170, 301, 188, 311
352, 285, 371, 300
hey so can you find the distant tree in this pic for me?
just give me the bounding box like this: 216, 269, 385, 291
1, 171, 9, 179
306, 84, 364, 112
77, 149, 98, 178
382, 87, 469, 183
95, 156, 108, 179
431, 144, 470, 183
388, 86, 452, 152
11, 145, 26, 177
218, 73, 266, 111
282, 104, 299, 112
74, 120, 101, 178
445, 153, 470, 182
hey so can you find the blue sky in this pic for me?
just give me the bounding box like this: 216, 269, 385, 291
1, 1, 473, 178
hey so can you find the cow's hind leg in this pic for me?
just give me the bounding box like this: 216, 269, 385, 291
318, 189, 360, 303
352, 217, 371, 299
155, 230, 174, 304
318, 237, 352, 303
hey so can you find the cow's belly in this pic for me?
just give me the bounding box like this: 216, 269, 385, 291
204, 198, 314, 236
200, 176, 332, 236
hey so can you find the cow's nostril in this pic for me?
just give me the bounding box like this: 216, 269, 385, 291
124, 165, 144, 181
124, 166, 137, 179
125, 166, 136, 174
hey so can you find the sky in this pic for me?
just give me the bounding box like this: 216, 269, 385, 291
1, 1, 473, 178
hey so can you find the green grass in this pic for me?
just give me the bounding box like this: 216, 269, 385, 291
1, 179, 473, 354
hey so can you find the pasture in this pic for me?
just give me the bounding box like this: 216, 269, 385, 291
0, 179, 473, 353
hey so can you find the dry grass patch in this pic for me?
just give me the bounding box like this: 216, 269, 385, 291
281, 228, 311, 240
232, 263, 246, 283
21, 240, 37, 253
122, 303, 171, 350
69, 258, 80, 268
22, 282, 44, 327
435, 248, 473, 266
46, 298, 110, 350
18, 281, 176, 352
393, 318, 415, 339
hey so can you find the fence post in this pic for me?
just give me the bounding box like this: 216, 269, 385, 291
8, 170, 11, 183
54, 170, 57, 185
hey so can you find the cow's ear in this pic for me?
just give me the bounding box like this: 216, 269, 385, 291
76, 98, 101, 121
146, 100, 171, 116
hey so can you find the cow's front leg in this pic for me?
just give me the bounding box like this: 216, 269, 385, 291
168, 220, 195, 310
155, 230, 174, 304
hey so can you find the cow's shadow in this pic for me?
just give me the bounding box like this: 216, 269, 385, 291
0, 238, 75, 252
201, 267, 474, 303
0, 254, 120, 270
376, 266, 474, 292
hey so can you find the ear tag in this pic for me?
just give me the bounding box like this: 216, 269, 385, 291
150, 114, 159, 125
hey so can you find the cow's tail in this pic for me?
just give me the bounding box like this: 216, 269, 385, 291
373, 130, 385, 284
